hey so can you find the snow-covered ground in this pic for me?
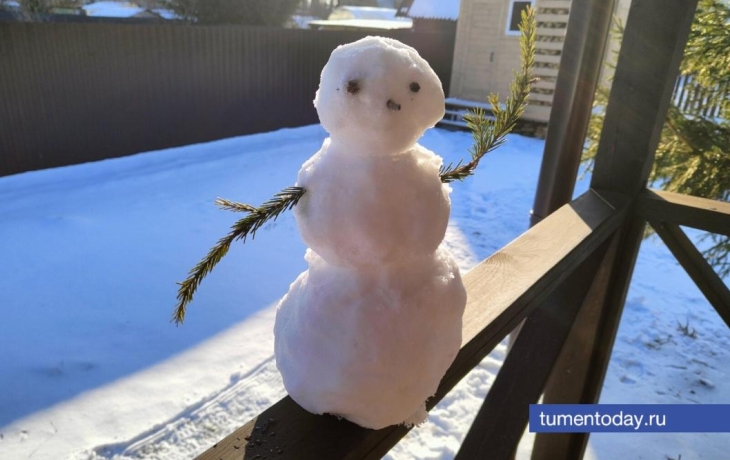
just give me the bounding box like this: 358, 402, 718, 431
0, 125, 727, 459
81, 2, 178, 20
82, 2, 145, 18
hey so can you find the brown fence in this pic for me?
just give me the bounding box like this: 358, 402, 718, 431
0, 23, 454, 177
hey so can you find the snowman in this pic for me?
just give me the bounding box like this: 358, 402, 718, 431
274, 36, 467, 430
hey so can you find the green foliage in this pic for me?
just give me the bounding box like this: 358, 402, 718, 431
583, 0, 730, 277
682, 0, 730, 90
173, 187, 305, 324
165, 0, 300, 26
308, 0, 334, 19
440, 7, 537, 183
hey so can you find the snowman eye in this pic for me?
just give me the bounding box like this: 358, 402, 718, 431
346, 80, 361, 95
409, 82, 420, 93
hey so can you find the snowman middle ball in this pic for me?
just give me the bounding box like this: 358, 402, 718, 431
295, 36, 450, 270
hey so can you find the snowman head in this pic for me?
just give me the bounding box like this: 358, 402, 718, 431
314, 36, 445, 153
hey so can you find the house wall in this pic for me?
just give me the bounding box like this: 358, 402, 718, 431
450, 0, 571, 123
450, 0, 522, 103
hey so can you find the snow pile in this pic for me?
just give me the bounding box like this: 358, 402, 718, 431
275, 37, 466, 429
82, 2, 144, 18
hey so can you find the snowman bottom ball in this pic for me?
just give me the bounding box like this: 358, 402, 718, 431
274, 247, 466, 429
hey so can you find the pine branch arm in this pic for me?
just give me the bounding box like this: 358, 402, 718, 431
172, 186, 306, 324
440, 7, 537, 184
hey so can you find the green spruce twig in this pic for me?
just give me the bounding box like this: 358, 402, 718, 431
440, 6, 537, 183
172, 186, 306, 324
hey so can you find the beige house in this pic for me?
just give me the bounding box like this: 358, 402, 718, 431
449, 0, 571, 123
448, 0, 635, 125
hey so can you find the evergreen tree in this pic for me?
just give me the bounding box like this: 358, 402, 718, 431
584, 0, 730, 277
18, 0, 57, 18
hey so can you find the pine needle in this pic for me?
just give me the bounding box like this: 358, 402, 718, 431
172, 186, 306, 325
215, 198, 257, 213
440, 6, 537, 183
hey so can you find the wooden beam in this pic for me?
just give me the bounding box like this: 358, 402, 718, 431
537, 13, 570, 23
536, 27, 566, 37
534, 54, 562, 65
638, 189, 730, 237
533, 79, 557, 90
534, 67, 560, 78
539, 0, 572, 9
194, 190, 626, 460
529, 92, 555, 103
535, 41, 565, 51
590, 0, 700, 196
534, 0, 700, 457
531, 0, 617, 224
535, 215, 649, 460
650, 220, 730, 329
531, 214, 641, 459
455, 236, 613, 460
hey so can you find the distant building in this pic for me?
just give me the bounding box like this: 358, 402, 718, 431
397, 0, 459, 33
449, 0, 570, 123
308, 6, 412, 31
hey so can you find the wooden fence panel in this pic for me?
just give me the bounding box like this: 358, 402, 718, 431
0, 24, 454, 176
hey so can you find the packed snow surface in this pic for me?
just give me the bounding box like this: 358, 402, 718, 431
0, 124, 728, 459
279, 37, 466, 428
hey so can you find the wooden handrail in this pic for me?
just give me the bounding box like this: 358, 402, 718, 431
649, 221, 730, 328
637, 189, 730, 237
195, 189, 627, 460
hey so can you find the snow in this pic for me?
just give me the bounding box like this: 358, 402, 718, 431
305, 37, 448, 267
82, 2, 144, 18
289, 14, 318, 28
275, 37, 466, 428
276, 247, 465, 428
0, 124, 728, 458
151, 8, 180, 20
308, 18, 413, 30
407, 0, 460, 21
328, 6, 399, 20
315, 37, 445, 154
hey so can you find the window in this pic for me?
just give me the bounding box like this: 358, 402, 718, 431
505, 0, 534, 35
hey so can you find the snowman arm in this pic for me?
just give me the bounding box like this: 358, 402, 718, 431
172, 186, 306, 325
214, 197, 258, 213
440, 7, 537, 184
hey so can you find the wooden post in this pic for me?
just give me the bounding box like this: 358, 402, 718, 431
532, 0, 700, 458
530, 0, 617, 225
456, 235, 614, 460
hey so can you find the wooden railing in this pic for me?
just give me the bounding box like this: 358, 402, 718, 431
195, 188, 626, 460
193, 0, 728, 458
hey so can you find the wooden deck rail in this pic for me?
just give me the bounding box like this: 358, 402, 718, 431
196, 189, 627, 460
192, 0, 727, 459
